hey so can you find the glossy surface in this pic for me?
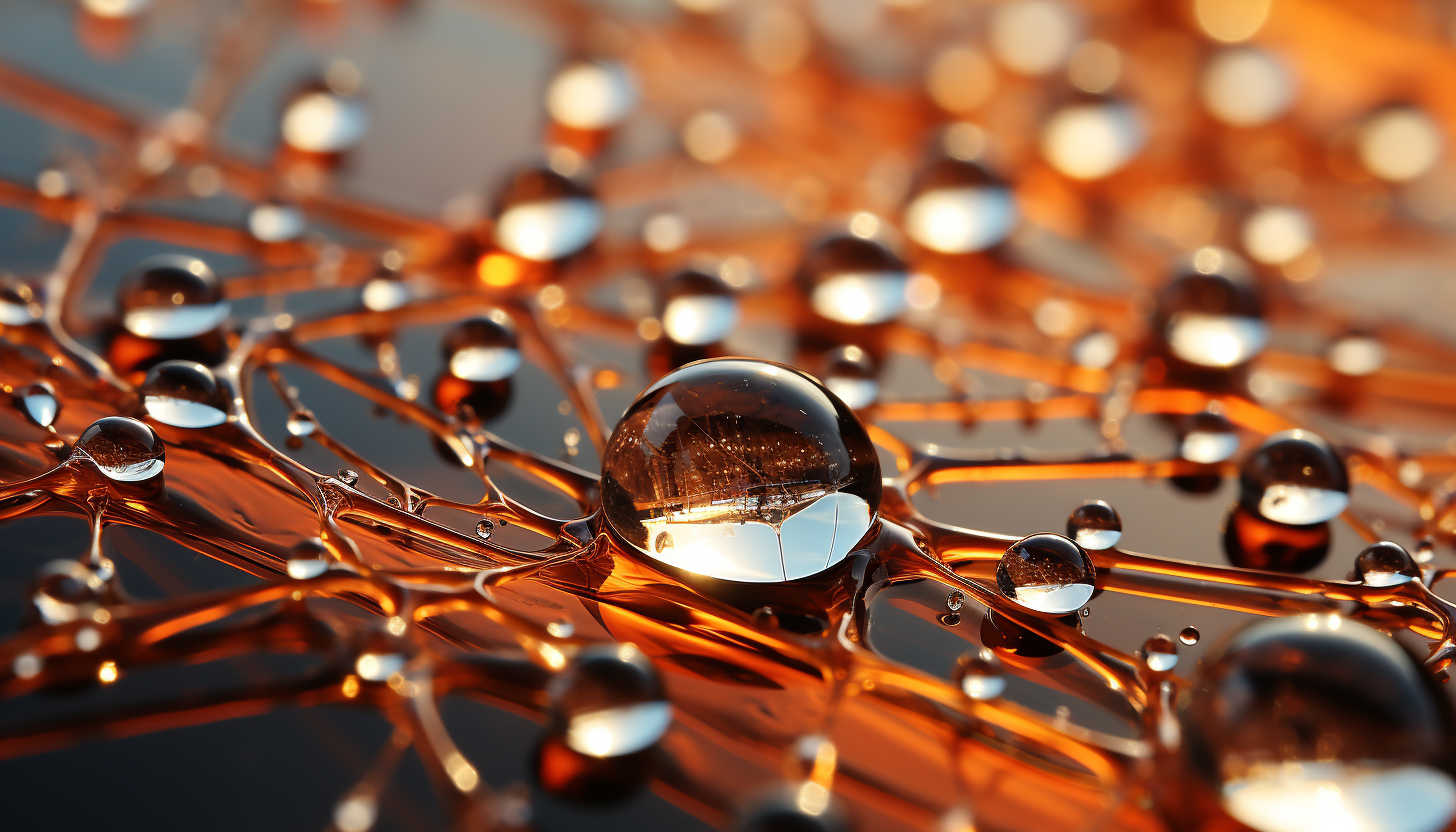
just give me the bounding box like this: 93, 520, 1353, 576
1239, 430, 1350, 526
139, 361, 229, 428
116, 255, 227, 340
996, 533, 1097, 615
75, 416, 166, 482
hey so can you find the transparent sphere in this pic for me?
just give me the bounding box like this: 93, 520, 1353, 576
15, 381, 59, 428
1328, 334, 1385, 377
442, 310, 521, 382
281, 81, 369, 155
1240, 430, 1349, 526
140, 361, 229, 428
81, 0, 152, 20
659, 268, 738, 346
546, 61, 637, 131
1179, 410, 1239, 464
493, 166, 603, 262
1180, 615, 1456, 832
360, 269, 410, 313
117, 255, 228, 340
77, 416, 165, 482
796, 234, 908, 325
548, 644, 671, 759
954, 647, 1005, 700
1242, 206, 1313, 266
1201, 47, 1294, 127
286, 537, 331, 580
1041, 98, 1144, 180
0, 274, 41, 326
1354, 541, 1421, 588
1153, 251, 1268, 369
1066, 499, 1122, 550
601, 358, 881, 583
996, 533, 1096, 615
903, 157, 1017, 254
31, 559, 104, 625
1142, 633, 1178, 672
247, 200, 306, 243
817, 345, 878, 410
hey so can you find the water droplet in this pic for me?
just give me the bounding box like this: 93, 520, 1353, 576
1242, 205, 1312, 266
1328, 334, 1385, 377
81, 0, 152, 21
76, 416, 165, 482
601, 358, 880, 583
1179, 615, 1456, 832
1041, 98, 1144, 180
1179, 626, 1200, 645
903, 156, 1017, 254
1202, 47, 1293, 127
546, 618, 574, 638
995, 533, 1096, 615
443, 310, 521, 382
360, 270, 410, 313
1179, 410, 1239, 464
546, 61, 637, 131
549, 644, 671, 758
281, 79, 370, 154
31, 560, 103, 625
946, 590, 965, 612
954, 647, 1005, 700
0, 274, 40, 326
1355, 541, 1421, 588
1155, 251, 1268, 369
797, 234, 908, 325
15, 381, 58, 428
474, 519, 494, 540
286, 413, 317, 437
286, 537, 330, 580
659, 268, 738, 346
1240, 429, 1349, 525
1360, 106, 1442, 183
355, 652, 405, 681
333, 793, 377, 832
1066, 499, 1122, 550
493, 166, 602, 262
247, 200, 306, 242
1415, 539, 1436, 565
140, 361, 229, 428
117, 255, 228, 340
818, 345, 878, 410
336, 469, 359, 487
1142, 633, 1178, 671
1072, 330, 1119, 369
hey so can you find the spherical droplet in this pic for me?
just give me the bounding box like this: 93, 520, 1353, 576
360, 269, 410, 313
140, 361, 229, 428
797, 234, 908, 325
1142, 633, 1178, 672
442, 310, 521, 382
285, 413, 317, 438
0, 274, 41, 326
817, 346, 878, 410
735, 784, 851, 832
117, 255, 228, 340
336, 469, 360, 487
493, 166, 603, 262
1154, 251, 1268, 369
1242, 206, 1313, 266
548, 644, 671, 758
903, 156, 1017, 254
1179, 626, 1200, 646
1328, 334, 1385, 377
954, 647, 1005, 700
281, 77, 370, 154
1201, 47, 1294, 127
15, 381, 58, 428
286, 537, 330, 580
988, 0, 1078, 77
1354, 541, 1421, 588
546, 61, 637, 131
1359, 106, 1442, 184
31, 559, 103, 625
996, 533, 1096, 615
1240, 429, 1350, 525
1041, 99, 1144, 180
601, 359, 881, 583
1072, 330, 1119, 369
77, 416, 165, 482
946, 590, 965, 613
474, 519, 494, 541
1179, 410, 1239, 464
1180, 615, 1456, 832
1066, 500, 1122, 550
247, 200, 306, 243
659, 268, 738, 346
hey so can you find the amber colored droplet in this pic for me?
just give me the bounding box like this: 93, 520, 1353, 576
76, 416, 166, 482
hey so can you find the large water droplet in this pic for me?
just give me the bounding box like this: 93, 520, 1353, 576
15, 381, 59, 428
659, 268, 738, 346
1354, 541, 1421, 588
1066, 500, 1122, 550
444, 310, 521, 382
797, 234, 908, 325
77, 416, 165, 482
286, 538, 330, 580
903, 156, 1017, 254
140, 361, 229, 428
117, 255, 228, 340
549, 644, 671, 758
493, 167, 602, 262
817, 345, 878, 410
996, 533, 1096, 615
1154, 250, 1267, 369
954, 647, 1005, 700
601, 358, 881, 583
1240, 429, 1349, 525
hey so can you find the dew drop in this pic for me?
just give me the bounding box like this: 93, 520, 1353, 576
1355, 541, 1421, 588
337, 469, 360, 487
281, 76, 370, 155
546, 61, 636, 131
140, 361, 229, 428
474, 519, 494, 541
549, 644, 671, 758
1239, 429, 1349, 525
659, 268, 738, 346
1154, 249, 1267, 369
903, 156, 1017, 254
546, 618, 574, 639
1041, 98, 1145, 180
30, 559, 103, 625
493, 166, 603, 262
117, 255, 228, 340
946, 590, 965, 612
0, 273, 41, 326
1066, 499, 1122, 550
443, 310, 521, 382
1179, 410, 1239, 464
954, 647, 1005, 700
286, 413, 317, 437
796, 233, 908, 325
247, 200, 306, 243
76, 416, 166, 482
15, 381, 59, 428
286, 537, 330, 580
995, 533, 1096, 615
1179, 626, 1200, 646
817, 345, 878, 410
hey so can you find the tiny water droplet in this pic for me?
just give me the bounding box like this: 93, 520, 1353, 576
474, 519, 494, 540
546, 618, 574, 638
1142, 634, 1178, 671
1067, 499, 1122, 550
15, 381, 59, 428
286, 413, 316, 437
1179, 626, 1200, 645
337, 469, 360, 487
946, 590, 965, 612
955, 647, 1005, 700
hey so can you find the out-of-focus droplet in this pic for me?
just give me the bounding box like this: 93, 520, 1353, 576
30, 559, 103, 625
80, 0, 152, 19
360, 268, 410, 313
1360, 107, 1442, 183
443, 311, 521, 382
1142, 633, 1178, 671
989, 0, 1078, 77
140, 361, 229, 428
1041, 99, 1144, 180
493, 166, 603, 262
642, 213, 689, 253
1195, 0, 1270, 43
117, 255, 228, 340
735, 784, 851, 832
1240, 429, 1349, 525
996, 533, 1096, 615
1066, 500, 1122, 550
818, 345, 878, 410
1242, 206, 1312, 265
281, 66, 369, 154
286, 413, 317, 437
333, 793, 377, 832
286, 538, 330, 580
248, 200, 306, 243
797, 234, 908, 325
746, 6, 810, 75
549, 644, 671, 758
1202, 48, 1293, 127
926, 46, 997, 113
0, 274, 41, 326
954, 647, 1005, 700
1328, 334, 1385, 377
1072, 331, 1119, 369
1154, 249, 1268, 369
1067, 40, 1120, 94
1354, 541, 1421, 588
601, 359, 880, 583
76, 416, 166, 482
1223, 503, 1331, 573
1179, 410, 1239, 464
903, 156, 1017, 254
1179, 626, 1200, 646
15, 381, 59, 428
682, 110, 740, 163
659, 268, 738, 346
547, 61, 636, 131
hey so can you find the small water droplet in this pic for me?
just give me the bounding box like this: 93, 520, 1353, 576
1240, 430, 1349, 525
140, 361, 229, 428
1356, 541, 1421, 586
15, 381, 59, 428
76, 416, 166, 482
1179, 626, 1200, 646
546, 618, 574, 638
1142, 634, 1178, 672
337, 469, 360, 487
117, 255, 228, 340
474, 519, 494, 540
286, 413, 316, 437
946, 590, 965, 612
996, 533, 1096, 615
1066, 499, 1122, 550
955, 648, 1005, 701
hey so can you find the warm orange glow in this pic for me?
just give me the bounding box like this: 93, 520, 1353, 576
477, 251, 523, 288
